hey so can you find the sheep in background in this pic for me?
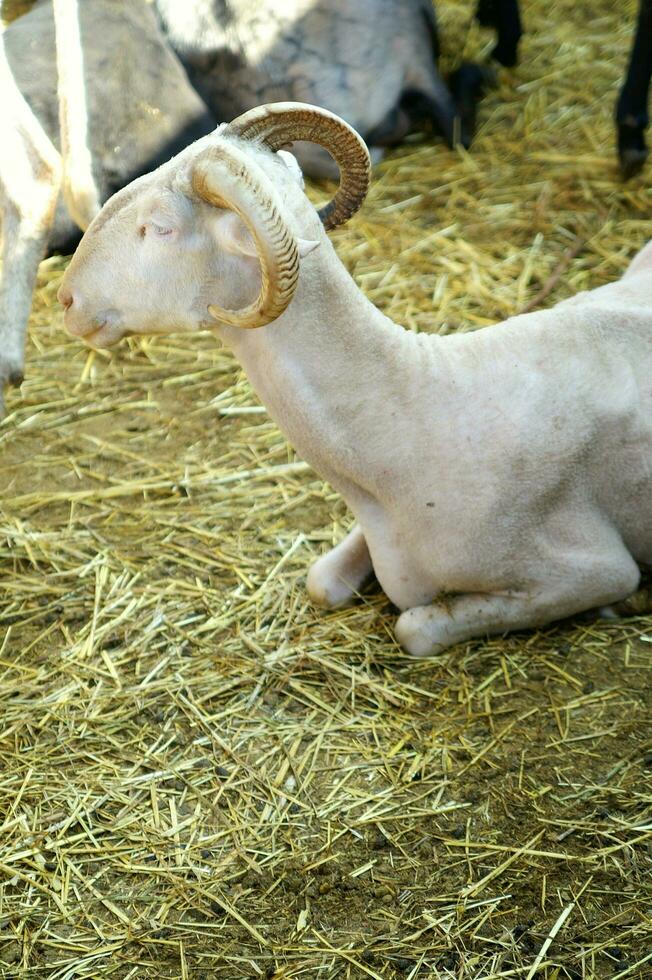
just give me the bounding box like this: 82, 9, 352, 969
154, 0, 652, 176
154, 0, 493, 177
58, 103, 652, 656
0, 0, 214, 417
0, 0, 98, 413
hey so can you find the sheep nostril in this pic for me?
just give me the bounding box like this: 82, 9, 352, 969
58, 286, 74, 310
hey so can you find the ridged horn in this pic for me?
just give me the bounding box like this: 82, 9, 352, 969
224, 102, 370, 230
192, 141, 300, 329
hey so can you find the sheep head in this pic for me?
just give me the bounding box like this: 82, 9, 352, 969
59, 103, 370, 347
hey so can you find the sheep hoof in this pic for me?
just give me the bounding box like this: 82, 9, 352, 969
0, 356, 25, 418
601, 587, 652, 617
618, 122, 648, 179
620, 146, 648, 180
0, 355, 24, 388
597, 605, 620, 620
307, 562, 356, 609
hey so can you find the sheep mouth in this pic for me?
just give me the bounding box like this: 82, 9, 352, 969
64, 311, 123, 348
79, 322, 124, 349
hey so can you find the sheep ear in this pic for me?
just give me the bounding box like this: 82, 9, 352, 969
216, 211, 258, 258
277, 149, 305, 188
297, 238, 320, 258
216, 211, 319, 260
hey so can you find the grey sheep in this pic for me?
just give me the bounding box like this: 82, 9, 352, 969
154, 0, 489, 177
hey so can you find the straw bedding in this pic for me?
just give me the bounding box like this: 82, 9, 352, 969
1, 0, 651, 976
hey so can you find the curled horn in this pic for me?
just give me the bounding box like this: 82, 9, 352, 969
192, 141, 300, 329
224, 102, 371, 231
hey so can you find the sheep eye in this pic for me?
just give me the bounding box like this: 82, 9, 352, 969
138, 222, 173, 239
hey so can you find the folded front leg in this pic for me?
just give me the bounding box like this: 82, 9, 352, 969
307, 525, 373, 608
396, 549, 640, 656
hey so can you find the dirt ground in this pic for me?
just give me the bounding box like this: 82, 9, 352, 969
1, 0, 651, 977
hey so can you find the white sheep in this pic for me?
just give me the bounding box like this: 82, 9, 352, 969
0, 0, 101, 416
59, 103, 652, 656
0, 0, 213, 418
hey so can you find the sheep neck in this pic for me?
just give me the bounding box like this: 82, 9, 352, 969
218, 235, 423, 495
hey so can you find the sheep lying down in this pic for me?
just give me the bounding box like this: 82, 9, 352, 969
59, 104, 652, 656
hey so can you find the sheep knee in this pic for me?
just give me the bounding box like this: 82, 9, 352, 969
395, 605, 452, 657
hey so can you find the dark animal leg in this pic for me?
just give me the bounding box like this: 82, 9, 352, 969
616, 0, 652, 179
447, 63, 496, 148
476, 0, 522, 68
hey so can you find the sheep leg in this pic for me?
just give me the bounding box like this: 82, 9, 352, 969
476, 0, 522, 68
395, 550, 640, 657
53, 0, 100, 228
0, 36, 61, 418
616, 0, 652, 179
447, 64, 495, 148
307, 525, 373, 608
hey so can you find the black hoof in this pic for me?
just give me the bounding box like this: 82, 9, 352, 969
620, 146, 648, 179
618, 122, 648, 179
491, 41, 519, 68
9, 369, 24, 387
